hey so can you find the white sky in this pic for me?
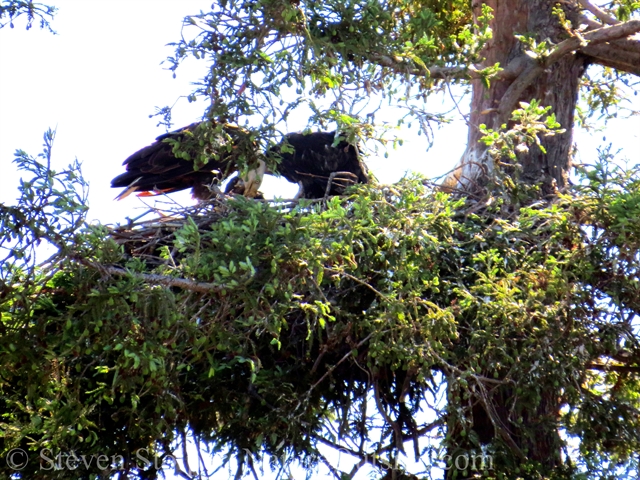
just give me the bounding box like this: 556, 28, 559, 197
0, 2, 639, 478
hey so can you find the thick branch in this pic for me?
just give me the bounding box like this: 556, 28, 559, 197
609, 36, 640, 54
569, 15, 639, 74
499, 20, 640, 121
582, 44, 640, 75
580, 14, 604, 30
549, 19, 640, 65
581, 39, 640, 76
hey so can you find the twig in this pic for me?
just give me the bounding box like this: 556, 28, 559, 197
324, 268, 387, 299
296, 331, 378, 412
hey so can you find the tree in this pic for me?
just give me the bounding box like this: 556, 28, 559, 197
1, 1, 640, 479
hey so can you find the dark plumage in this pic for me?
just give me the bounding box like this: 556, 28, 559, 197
269, 131, 369, 199
111, 122, 260, 201
112, 124, 368, 201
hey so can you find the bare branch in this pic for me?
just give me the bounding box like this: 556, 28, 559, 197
568, 15, 640, 73
578, 0, 620, 26
367, 54, 473, 79
549, 19, 640, 65
373, 381, 405, 454
376, 56, 521, 81
497, 62, 543, 122
609, 36, 640, 54
366, 52, 530, 83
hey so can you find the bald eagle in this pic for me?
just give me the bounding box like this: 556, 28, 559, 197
111, 124, 368, 201
268, 131, 368, 199
111, 122, 264, 201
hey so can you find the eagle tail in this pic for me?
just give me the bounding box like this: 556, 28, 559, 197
114, 186, 139, 201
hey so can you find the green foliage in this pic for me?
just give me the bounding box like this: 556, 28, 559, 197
162, 0, 489, 140
610, 0, 640, 21
0, 128, 88, 282
576, 67, 639, 129
163, 122, 261, 174
479, 100, 564, 161
3, 1, 640, 479
1, 138, 639, 479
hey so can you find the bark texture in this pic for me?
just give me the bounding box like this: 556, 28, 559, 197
443, 0, 588, 195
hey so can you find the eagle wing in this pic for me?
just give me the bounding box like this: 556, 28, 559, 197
111, 123, 247, 200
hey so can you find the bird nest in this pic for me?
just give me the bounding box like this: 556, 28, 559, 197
106, 196, 305, 267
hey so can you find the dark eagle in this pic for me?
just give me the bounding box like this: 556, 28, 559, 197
269, 130, 369, 199
111, 124, 368, 200
111, 122, 264, 201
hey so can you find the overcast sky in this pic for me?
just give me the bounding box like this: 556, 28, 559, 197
1, 1, 638, 228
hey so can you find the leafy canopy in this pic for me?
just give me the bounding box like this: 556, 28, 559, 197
2, 130, 640, 478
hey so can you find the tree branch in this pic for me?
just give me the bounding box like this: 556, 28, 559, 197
369, 18, 640, 88
587, 363, 640, 373
562, 14, 639, 74
609, 36, 640, 54
578, 0, 620, 26
579, 14, 604, 30
549, 19, 640, 65
580, 42, 640, 76
368, 53, 531, 82
499, 19, 640, 121
82, 261, 224, 293
367, 54, 473, 79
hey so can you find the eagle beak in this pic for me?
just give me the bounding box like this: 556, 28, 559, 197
241, 160, 266, 198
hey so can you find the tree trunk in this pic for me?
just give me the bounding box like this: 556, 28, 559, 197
444, 1, 588, 477
443, 0, 588, 195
